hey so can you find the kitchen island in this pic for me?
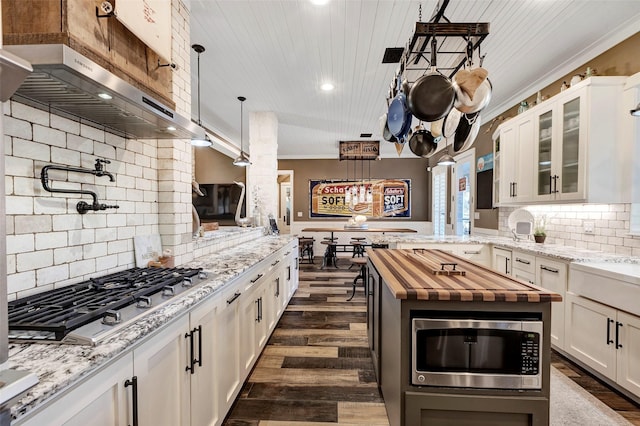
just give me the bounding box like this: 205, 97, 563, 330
367, 248, 562, 426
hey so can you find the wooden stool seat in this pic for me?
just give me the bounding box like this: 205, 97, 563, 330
321, 240, 338, 268
298, 237, 315, 264
350, 257, 367, 265
351, 237, 366, 241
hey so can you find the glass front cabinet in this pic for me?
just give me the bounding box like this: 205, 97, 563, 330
494, 76, 629, 207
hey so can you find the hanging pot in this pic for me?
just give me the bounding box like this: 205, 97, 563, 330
453, 112, 481, 153
407, 38, 455, 122
430, 118, 444, 140
387, 78, 412, 138
454, 76, 492, 114
409, 124, 438, 158
442, 107, 462, 139
380, 113, 398, 143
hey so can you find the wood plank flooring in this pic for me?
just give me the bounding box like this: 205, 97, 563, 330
223, 258, 640, 425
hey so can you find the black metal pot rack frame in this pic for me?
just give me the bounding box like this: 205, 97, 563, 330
388, 0, 490, 102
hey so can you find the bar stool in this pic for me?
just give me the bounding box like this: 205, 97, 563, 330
298, 237, 315, 264
350, 239, 366, 258
347, 257, 367, 301
320, 238, 338, 268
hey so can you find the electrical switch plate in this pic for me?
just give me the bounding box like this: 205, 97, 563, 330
584, 221, 595, 233
297, 211, 302, 217
474, 212, 480, 219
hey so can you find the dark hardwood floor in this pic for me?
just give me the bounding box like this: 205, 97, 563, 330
223, 256, 640, 425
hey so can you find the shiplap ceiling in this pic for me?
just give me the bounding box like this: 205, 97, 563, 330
190, 0, 640, 159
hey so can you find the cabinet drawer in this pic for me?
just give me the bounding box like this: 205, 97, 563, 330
512, 251, 535, 274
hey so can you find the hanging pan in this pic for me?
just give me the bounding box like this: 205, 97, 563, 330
453, 112, 481, 153
387, 78, 413, 138
453, 42, 492, 114
409, 123, 438, 158
442, 107, 462, 139
380, 113, 398, 143
407, 37, 455, 122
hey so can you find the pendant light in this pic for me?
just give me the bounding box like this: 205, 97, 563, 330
437, 136, 456, 166
233, 96, 251, 167
191, 44, 212, 147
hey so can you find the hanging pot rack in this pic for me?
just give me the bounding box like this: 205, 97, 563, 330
387, 0, 490, 102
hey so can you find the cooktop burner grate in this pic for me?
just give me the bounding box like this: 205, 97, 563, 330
8, 267, 202, 342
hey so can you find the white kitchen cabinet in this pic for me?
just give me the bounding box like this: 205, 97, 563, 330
495, 76, 628, 206
215, 283, 243, 421
14, 241, 299, 426
511, 250, 536, 284
535, 257, 567, 350
491, 246, 512, 275
132, 314, 191, 426
16, 353, 132, 426
616, 310, 640, 397
565, 293, 618, 379
189, 295, 220, 426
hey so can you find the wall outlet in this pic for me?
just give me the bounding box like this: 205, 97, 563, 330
297, 211, 303, 217
584, 221, 595, 233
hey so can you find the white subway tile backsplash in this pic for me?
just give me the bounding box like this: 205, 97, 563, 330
54, 246, 83, 264
6, 234, 34, 254
3, 8, 202, 298
68, 229, 95, 245
93, 141, 117, 160
50, 114, 80, 135
14, 215, 52, 234
3, 116, 32, 140
34, 125, 66, 147
69, 259, 96, 278
80, 124, 105, 142
36, 264, 69, 286
84, 242, 108, 259
96, 254, 119, 271
6, 195, 33, 215
51, 146, 81, 166
12, 102, 49, 126
7, 271, 36, 294
17, 250, 53, 271
67, 134, 94, 153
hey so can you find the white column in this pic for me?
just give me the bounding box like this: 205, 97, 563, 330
248, 112, 278, 227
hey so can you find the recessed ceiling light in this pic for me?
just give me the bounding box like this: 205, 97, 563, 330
167, 126, 177, 131
321, 82, 334, 91
98, 93, 112, 100
310, 0, 329, 5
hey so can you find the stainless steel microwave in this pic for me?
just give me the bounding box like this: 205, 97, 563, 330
411, 318, 543, 390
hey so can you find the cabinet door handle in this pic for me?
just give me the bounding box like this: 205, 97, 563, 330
549, 175, 553, 194
463, 250, 481, 255
552, 175, 559, 193
275, 277, 280, 297
255, 299, 260, 322
124, 376, 138, 426
540, 265, 559, 273
287, 265, 291, 281
195, 325, 202, 369
505, 258, 510, 274
251, 273, 264, 283
616, 321, 623, 349
284, 251, 291, 255
607, 318, 614, 345
295, 257, 299, 270
185, 329, 196, 374
227, 291, 241, 305
271, 260, 280, 267
515, 257, 530, 265
513, 182, 517, 197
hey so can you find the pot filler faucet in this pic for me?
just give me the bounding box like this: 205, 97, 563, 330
41, 159, 120, 214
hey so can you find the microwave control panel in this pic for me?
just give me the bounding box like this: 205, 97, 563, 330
521, 332, 540, 375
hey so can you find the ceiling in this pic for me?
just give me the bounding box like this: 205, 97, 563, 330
190, 0, 640, 159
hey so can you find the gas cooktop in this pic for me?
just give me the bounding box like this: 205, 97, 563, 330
8, 267, 207, 345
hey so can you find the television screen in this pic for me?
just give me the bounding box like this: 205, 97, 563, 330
193, 183, 246, 225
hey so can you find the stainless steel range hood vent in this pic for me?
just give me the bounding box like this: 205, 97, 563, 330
0, 48, 33, 102
4, 44, 205, 140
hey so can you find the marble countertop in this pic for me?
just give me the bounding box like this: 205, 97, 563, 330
7, 235, 295, 422
369, 234, 640, 264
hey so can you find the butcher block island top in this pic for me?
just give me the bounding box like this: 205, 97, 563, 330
368, 248, 562, 302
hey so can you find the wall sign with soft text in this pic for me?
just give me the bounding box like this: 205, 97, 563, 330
309, 179, 411, 218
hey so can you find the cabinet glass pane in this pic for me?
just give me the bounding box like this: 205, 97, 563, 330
562, 97, 580, 194
537, 110, 553, 195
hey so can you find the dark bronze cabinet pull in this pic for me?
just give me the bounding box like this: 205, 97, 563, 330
226, 291, 241, 305
540, 265, 559, 273
607, 318, 614, 345
124, 376, 138, 426
616, 321, 623, 349
251, 274, 263, 283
